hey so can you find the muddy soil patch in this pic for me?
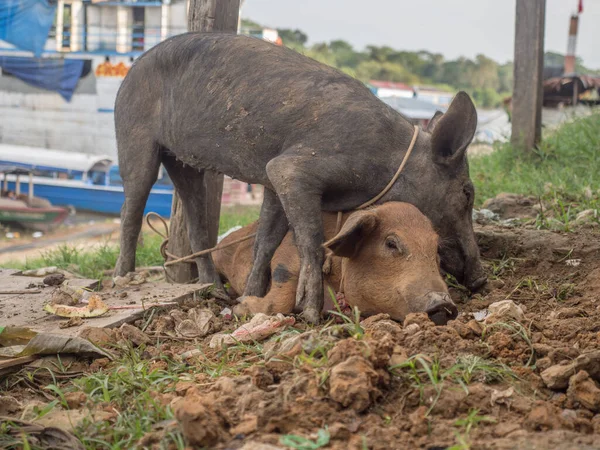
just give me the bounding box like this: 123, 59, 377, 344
1, 223, 600, 449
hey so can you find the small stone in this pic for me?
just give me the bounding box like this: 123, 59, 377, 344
485, 300, 525, 324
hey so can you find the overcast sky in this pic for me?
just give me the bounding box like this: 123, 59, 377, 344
242, 0, 600, 69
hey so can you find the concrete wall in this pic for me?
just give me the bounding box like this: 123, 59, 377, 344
0, 65, 117, 157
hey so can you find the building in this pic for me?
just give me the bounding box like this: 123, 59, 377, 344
379, 96, 445, 128
368, 80, 414, 98
0, 0, 273, 206
412, 85, 454, 108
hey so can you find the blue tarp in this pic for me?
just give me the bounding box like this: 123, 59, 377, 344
0, 0, 57, 57
0, 56, 84, 101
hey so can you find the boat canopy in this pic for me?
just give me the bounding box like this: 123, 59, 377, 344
0, 145, 114, 174
0, 165, 33, 176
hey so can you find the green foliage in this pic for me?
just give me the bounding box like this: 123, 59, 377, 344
280, 427, 330, 450
470, 112, 600, 219
6, 206, 260, 280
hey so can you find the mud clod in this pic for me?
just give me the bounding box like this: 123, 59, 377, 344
567, 371, 600, 412
328, 355, 380, 412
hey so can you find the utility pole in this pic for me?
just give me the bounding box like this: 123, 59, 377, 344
166, 0, 240, 283
511, 0, 546, 151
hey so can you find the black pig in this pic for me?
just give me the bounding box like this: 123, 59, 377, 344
114, 33, 486, 323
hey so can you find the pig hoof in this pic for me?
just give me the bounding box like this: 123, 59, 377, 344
301, 307, 321, 325
233, 303, 252, 317
211, 288, 231, 302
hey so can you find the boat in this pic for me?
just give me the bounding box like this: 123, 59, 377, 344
0, 144, 174, 217
0, 166, 70, 231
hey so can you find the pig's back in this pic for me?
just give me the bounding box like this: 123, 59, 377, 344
117, 33, 405, 183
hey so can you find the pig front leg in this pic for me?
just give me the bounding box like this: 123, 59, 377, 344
243, 188, 288, 297
266, 155, 325, 324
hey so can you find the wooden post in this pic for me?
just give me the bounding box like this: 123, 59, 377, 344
28, 172, 34, 202
511, 0, 546, 151
166, 0, 240, 283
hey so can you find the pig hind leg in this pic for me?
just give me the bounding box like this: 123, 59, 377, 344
243, 188, 288, 298
114, 139, 161, 277
161, 155, 223, 289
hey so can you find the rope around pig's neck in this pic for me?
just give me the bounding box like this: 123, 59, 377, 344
330, 125, 420, 294
146, 125, 420, 280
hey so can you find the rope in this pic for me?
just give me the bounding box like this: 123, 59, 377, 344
144, 211, 257, 267
145, 125, 420, 278
329, 125, 420, 291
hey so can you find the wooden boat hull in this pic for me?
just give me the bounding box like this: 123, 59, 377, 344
0, 204, 69, 231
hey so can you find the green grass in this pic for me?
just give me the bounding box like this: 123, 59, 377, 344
5, 206, 260, 280
470, 111, 600, 224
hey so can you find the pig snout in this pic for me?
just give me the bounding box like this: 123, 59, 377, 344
421, 292, 458, 326
464, 258, 487, 292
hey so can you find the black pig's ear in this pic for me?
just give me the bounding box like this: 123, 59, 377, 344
430, 91, 477, 166
426, 110, 444, 133
323, 210, 378, 258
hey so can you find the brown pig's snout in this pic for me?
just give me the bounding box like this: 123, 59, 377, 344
422, 292, 458, 326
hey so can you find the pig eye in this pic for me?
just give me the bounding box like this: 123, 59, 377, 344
463, 185, 474, 204
385, 236, 404, 255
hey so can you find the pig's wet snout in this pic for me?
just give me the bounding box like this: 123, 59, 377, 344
424, 292, 458, 325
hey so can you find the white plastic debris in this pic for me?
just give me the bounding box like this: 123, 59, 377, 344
472, 209, 500, 224
32, 232, 43, 239
209, 313, 295, 349
565, 259, 582, 267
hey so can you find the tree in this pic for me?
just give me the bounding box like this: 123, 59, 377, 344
277, 28, 307, 47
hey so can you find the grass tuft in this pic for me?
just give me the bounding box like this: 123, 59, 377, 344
470, 112, 600, 229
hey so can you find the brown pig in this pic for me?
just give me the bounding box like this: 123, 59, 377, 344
213, 202, 458, 325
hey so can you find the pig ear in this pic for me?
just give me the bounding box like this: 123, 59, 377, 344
426, 110, 444, 133
430, 91, 477, 165
323, 210, 379, 258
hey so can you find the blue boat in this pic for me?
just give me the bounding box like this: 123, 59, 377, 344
0, 144, 173, 217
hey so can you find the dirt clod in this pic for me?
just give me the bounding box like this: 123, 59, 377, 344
174, 394, 229, 447
118, 323, 151, 346
78, 327, 117, 346
43, 273, 65, 286
328, 355, 380, 412
567, 371, 600, 412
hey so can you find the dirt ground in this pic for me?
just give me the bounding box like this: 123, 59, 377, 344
1, 212, 600, 449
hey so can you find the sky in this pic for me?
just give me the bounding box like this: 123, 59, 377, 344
242, 0, 600, 69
